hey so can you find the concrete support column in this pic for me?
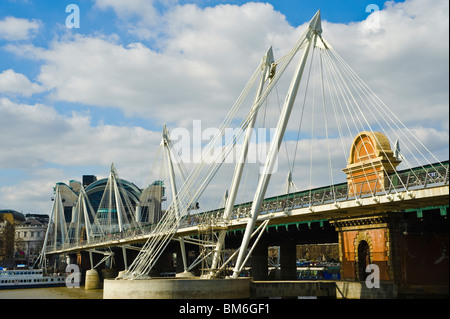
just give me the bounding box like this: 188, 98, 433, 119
85, 269, 101, 290
280, 240, 297, 280
251, 239, 268, 281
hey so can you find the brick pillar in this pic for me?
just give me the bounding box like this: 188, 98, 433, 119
331, 213, 403, 283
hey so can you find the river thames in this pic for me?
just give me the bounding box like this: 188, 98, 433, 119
0, 286, 103, 299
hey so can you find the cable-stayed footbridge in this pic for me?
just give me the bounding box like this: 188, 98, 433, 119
38, 11, 449, 285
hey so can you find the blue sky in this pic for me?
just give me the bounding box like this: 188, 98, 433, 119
0, 0, 448, 214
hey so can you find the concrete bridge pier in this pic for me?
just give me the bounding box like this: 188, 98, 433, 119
75, 250, 118, 289
85, 269, 101, 290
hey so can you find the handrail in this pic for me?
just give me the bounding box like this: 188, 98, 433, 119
46, 161, 448, 253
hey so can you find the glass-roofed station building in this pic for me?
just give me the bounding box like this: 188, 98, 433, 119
53, 175, 165, 227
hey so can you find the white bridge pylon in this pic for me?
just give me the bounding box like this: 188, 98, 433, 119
230, 10, 322, 278
162, 124, 190, 274
95, 163, 141, 236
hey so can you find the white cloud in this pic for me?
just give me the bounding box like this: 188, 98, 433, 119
0, 168, 66, 214
0, 69, 45, 96
6, 0, 446, 130
322, 0, 449, 129
15, 34, 246, 128
93, 0, 176, 39
5, 3, 300, 129
94, 0, 160, 20
0, 16, 41, 41
0, 97, 161, 170
0, 97, 162, 212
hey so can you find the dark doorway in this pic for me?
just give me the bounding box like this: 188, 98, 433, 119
357, 240, 370, 281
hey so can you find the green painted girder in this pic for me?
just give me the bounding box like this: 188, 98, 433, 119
405, 204, 448, 218
228, 219, 327, 234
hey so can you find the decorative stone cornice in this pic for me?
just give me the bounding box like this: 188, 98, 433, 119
330, 213, 396, 231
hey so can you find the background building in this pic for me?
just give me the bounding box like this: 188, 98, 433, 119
0, 209, 25, 226
14, 218, 47, 267
0, 210, 25, 268
1, 174, 165, 268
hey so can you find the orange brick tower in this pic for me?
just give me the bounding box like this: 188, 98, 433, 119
343, 131, 401, 197
333, 131, 403, 284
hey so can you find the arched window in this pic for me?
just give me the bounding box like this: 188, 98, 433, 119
357, 240, 370, 281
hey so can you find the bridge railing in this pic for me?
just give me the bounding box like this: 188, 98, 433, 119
45, 161, 448, 253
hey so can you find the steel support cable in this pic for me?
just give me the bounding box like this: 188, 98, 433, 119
51, 186, 68, 249
325, 49, 412, 192
327, 49, 423, 194
321, 48, 382, 197
240, 37, 311, 205
130, 92, 256, 277
125, 71, 262, 278
135, 225, 177, 276
321, 47, 363, 198
320, 50, 376, 197
320, 48, 358, 200
82, 186, 103, 242
117, 178, 141, 230
126, 207, 180, 276
330, 46, 445, 170
155, 63, 262, 228
150, 62, 263, 209
329, 47, 446, 181
127, 29, 311, 278
67, 187, 96, 246
290, 40, 316, 195
274, 84, 292, 182
308, 47, 318, 205
126, 61, 262, 273
161, 33, 307, 218
320, 48, 377, 197
163, 62, 262, 212
319, 49, 336, 200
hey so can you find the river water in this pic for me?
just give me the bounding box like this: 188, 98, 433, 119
0, 286, 103, 299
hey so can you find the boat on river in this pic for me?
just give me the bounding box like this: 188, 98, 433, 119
0, 268, 66, 289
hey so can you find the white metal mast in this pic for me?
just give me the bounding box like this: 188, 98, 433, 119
162, 124, 189, 274
208, 46, 275, 277
107, 164, 125, 232
231, 10, 323, 278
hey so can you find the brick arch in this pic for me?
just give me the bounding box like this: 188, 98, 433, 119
343, 131, 401, 196
354, 231, 373, 281
348, 131, 392, 164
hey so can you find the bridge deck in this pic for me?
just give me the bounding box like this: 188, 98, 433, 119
46, 181, 448, 254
